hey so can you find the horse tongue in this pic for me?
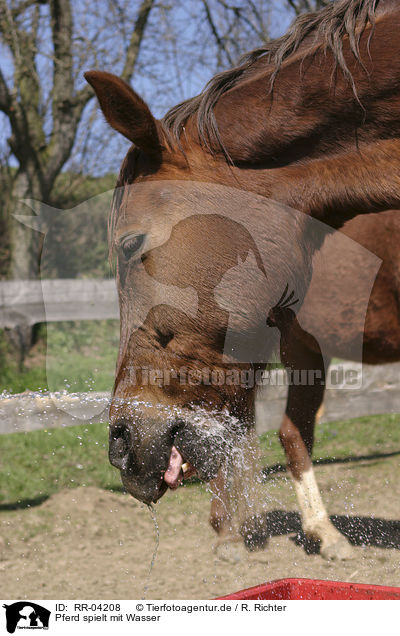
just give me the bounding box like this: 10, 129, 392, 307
164, 445, 184, 489
164, 445, 196, 489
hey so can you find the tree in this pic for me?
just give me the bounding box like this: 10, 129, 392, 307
0, 0, 155, 282
0, 0, 312, 362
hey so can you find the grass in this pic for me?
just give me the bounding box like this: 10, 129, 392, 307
0, 365, 48, 395
0, 320, 119, 395
45, 320, 119, 393
259, 412, 400, 466
0, 413, 399, 506
0, 422, 120, 505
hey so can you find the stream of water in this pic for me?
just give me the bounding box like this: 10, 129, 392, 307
142, 503, 160, 599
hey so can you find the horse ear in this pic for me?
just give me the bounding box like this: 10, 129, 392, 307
84, 71, 161, 155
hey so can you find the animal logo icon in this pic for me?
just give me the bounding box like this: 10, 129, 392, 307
3, 602, 50, 633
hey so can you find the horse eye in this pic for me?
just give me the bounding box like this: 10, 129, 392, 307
120, 234, 146, 260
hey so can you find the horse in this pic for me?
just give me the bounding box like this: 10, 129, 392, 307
84, 0, 400, 561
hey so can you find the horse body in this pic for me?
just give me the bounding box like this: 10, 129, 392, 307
85, 0, 400, 559
301, 210, 400, 363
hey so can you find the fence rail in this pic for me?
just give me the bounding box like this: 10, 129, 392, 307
0, 279, 119, 328
1, 362, 399, 435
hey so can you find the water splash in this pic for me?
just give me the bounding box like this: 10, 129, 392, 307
142, 503, 160, 600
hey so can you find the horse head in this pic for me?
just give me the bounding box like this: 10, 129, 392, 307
84, 71, 320, 504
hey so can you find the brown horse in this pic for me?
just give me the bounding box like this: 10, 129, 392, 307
85, 0, 400, 560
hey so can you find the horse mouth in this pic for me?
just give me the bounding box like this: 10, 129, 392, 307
163, 445, 197, 490
112, 408, 238, 504
117, 440, 200, 504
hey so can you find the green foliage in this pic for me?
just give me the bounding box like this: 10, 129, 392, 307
0, 170, 119, 389
53, 173, 117, 206
0, 171, 117, 279
0, 328, 48, 394
0, 320, 119, 395
45, 320, 119, 393
0, 365, 48, 395
41, 172, 117, 279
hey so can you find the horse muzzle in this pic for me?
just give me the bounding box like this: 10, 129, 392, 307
108, 413, 232, 504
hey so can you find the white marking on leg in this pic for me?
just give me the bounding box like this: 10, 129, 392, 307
292, 466, 332, 539
291, 466, 354, 559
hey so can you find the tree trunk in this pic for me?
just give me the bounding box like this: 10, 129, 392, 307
6, 170, 45, 366
8, 170, 44, 280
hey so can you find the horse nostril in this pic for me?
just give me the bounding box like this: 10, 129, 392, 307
109, 423, 131, 469
155, 328, 174, 348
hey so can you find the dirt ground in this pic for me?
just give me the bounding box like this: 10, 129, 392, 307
1, 453, 400, 600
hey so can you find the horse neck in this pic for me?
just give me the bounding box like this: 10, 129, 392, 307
198, 5, 400, 228
182, 136, 400, 234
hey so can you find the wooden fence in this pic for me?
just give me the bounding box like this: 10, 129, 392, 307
0, 279, 119, 328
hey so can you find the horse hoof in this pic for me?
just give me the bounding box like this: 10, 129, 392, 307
240, 514, 269, 551
320, 537, 355, 561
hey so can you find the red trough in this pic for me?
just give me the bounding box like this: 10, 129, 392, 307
219, 578, 400, 600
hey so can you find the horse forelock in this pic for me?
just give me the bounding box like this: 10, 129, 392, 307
161, 0, 380, 154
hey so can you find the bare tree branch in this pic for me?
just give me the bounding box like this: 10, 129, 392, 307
2, 0, 46, 20
0, 68, 10, 112
50, 0, 74, 102
0, 0, 22, 58
42, 0, 82, 186
286, 0, 331, 14
72, 0, 155, 129
202, 0, 235, 67
121, 0, 155, 82
247, 0, 271, 41
1, 0, 283, 289
287, 0, 303, 15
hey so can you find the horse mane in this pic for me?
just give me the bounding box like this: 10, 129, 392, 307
162, 0, 379, 152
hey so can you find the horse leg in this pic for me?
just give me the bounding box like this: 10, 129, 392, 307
209, 463, 245, 562
210, 428, 269, 560
209, 467, 233, 536
281, 357, 354, 560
